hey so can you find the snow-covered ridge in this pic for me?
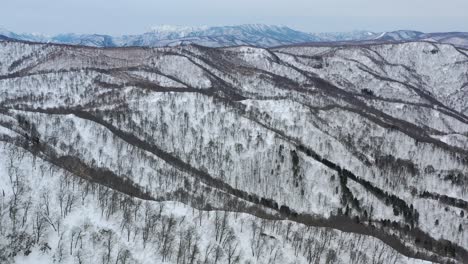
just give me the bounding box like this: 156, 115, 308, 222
0, 40, 467, 263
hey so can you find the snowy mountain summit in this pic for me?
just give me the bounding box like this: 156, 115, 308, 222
113, 24, 317, 47
0, 39, 467, 264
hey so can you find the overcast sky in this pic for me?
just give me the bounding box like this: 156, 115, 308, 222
2, 0, 468, 35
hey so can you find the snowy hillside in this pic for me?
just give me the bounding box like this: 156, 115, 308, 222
0, 40, 467, 263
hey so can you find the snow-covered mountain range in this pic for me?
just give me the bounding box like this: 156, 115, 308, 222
1, 25, 468, 48
0, 24, 317, 48
0, 38, 467, 263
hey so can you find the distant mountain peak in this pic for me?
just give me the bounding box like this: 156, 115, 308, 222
146, 24, 295, 35
236, 23, 288, 30
149, 25, 209, 34
374, 30, 425, 41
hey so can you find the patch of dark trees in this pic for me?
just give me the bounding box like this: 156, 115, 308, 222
7, 51, 38, 72
338, 172, 362, 212
423, 49, 439, 55
345, 167, 419, 227
377, 218, 463, 259
290, 150, 304, 188
420, 191, 468, 211
93, 79, 200, 94
294, 143, 419, 226
361, 88, 375, 97
55, 155, 155, 201
16, 114, 40, 146
0, 232, 36, 261
442, 171, 467, 186
375, 155, 419, 176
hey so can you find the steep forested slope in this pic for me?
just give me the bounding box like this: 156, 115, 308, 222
0, 40, 467, 263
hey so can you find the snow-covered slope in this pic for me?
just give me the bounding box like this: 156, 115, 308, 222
0, 40, 467, 263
